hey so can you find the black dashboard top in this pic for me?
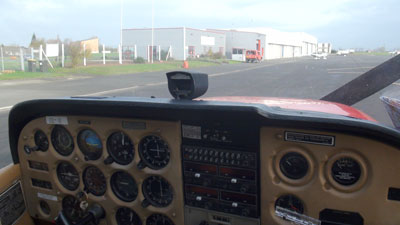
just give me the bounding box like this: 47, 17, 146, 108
8, 96, 400, 164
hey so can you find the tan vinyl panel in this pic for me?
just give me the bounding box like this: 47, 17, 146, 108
260, 127, 400, 225
17, 116, 183, 225
0, 164, 35, 225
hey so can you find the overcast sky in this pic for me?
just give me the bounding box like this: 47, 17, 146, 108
1, 0, 399, 50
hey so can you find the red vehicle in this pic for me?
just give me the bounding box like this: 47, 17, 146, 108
245, 50, 262, 63
246, 39, 264, 63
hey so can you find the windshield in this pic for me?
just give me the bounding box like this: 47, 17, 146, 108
0, 0, 399, 168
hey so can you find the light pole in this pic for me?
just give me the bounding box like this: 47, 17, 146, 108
151, 0, 154, 64
120, 0, 123, 48
120, 0, 124, 64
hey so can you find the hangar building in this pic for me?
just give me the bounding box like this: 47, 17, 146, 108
122, 27, 318, 61
122, 27, 225, 61
215, 28, 318, 60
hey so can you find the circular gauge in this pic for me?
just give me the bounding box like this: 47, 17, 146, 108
146, 214, 174, 225
78, 129, 103, 161
142, 176, 173, 207
39, 200, 51, 215
111, 171, 138, 202
34, 130, 49, 151
275, 194, 304, 214
116, 207, 142, 225
331, 157, 361, 186
51, 125, 74, 156
107, 132, 134, 165
279, 152, 309, 180
83, 166, 107, 196
57, 161, 80, 191
138, 135, 170, 170
62, 195, 86, 222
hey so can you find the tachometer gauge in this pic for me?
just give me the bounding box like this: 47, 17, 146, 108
57, 161, 80, 191
275, 194, 304, 214
279, 152, 309, 179
78, 129, 103, 161
146, 214, 174, 225
142, 176, 173, 208
62, 195, 86, 222
51, 125, 74, 156
83, 166, 107, 196
34, 130, 49, 151
107, 132, 134, 165
138, 135, 170, 170
331, 157, 361, 186
111, 171, 138, 202
116, 207, 142, 225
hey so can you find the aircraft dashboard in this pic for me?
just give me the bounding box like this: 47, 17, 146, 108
8, 97, 400, 225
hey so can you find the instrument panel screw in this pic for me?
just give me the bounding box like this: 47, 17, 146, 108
276, 134, 283, 139
324, 182, 331, 190
23, 136, 28, 140
273, 176, 281, 184
74, 157, 79, 162
172, 212, 176, 217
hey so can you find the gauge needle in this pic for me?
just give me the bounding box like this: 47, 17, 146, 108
130, 212, 133, 221
122, 133, 125, 146
61, 173, 78, 177
149, 147, 162, 157
159, 180, 163, 196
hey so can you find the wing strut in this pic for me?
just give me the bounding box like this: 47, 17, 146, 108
321, 54, 400, 105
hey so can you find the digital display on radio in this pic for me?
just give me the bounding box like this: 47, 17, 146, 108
219, 167, 256, 180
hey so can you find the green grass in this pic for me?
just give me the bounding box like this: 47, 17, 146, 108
352, 52, 391, 56
0, 71, 65, 80
227, 60, 242, 64
0, 60, 219, 80
51, 60, 219, 76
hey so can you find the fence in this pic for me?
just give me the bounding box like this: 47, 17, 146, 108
0, 43, 174, 73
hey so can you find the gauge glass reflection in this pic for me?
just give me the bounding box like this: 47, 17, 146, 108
146, 214, 174, 225
279, 152, 309, 179
111, 171, 138, 202
51, 125, 74, 156
83, 166, 107, 196
142, 176, 173, 207
78, 129, 103, 160
331, 157, 361, 186
139, 135, 170, 170
57, 161, 80, 191
116, 207, 142, 225
107, 132, 134, 165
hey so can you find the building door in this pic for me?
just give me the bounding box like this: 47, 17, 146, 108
188, 46, 195, 58
231, 48, 245, 61
219, 47, 224, 54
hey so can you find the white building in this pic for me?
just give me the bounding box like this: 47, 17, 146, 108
122, 27, 319, 61
237, 28, 318, 60
317, 43, 332, 54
